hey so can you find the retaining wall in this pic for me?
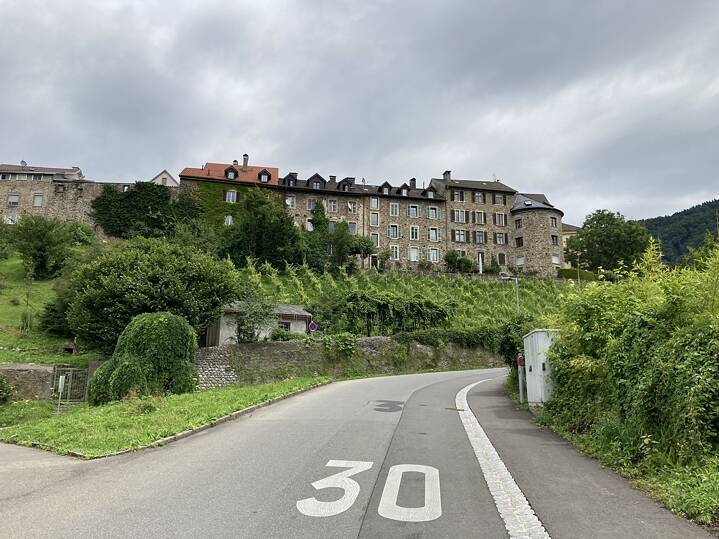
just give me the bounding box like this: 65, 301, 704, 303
0, 364, 54, 400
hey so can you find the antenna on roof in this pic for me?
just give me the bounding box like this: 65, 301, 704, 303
20, 160, 27, 167
362, 177, 366, 185
492, 173, 497, 182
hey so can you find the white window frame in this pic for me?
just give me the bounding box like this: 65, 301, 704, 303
429, 248, 440, 263
312, 180, 321, 189
7, 194, 19, 207
495, 233, 506, 245
347, 201, 358, 214
328, 199, 337, 213
409, 205, 419, 218
370, 197, 379, 209
410, 225, 419, 240
453, 209, 465, 223
409, 246, 420, 262
225, 190, 237, 203
371, 233, 379, 247
390, 245, 400, 260
390, 203, 399, 217
259, 172, 269, 183
552, 254, 560, 265
224, 215, 233, 226
286, 195, 295, 208
32, 193, 44, 207
494, 193, 505, 205
308, 199, 318, 210
456, 230, 466, 243
370, 212, 379, 226
348, 222, 357, 235
389, 224, 400, 239
428, 227, 439, 242
495, 213, 506, 226
550, 216, 558, 227
429, 207, 439, 220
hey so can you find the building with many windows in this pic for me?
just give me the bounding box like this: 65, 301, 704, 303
179, 157, 565, 277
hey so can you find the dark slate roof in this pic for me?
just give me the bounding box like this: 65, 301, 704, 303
224, 303, 312, 317
430, 177, 517, 194
510, 193, 564, 216
562, 223, 580, 232
279, 173, 445, 200
0, 163, 83, 176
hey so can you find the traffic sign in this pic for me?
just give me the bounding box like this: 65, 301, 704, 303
308, 321, 318, 332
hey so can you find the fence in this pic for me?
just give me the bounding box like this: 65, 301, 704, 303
52, 367, 90, 402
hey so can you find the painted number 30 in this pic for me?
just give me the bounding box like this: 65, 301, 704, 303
296, 460, 441, 522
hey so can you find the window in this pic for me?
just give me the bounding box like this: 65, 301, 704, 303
474, 211, 485, 225
16, 174, 27, 181
409, 247, 420, 262
32, 194, 43, 207
401, 188, 408, 196
328, 200, 337, 213
371, 233, 379, 247
341, 183, 349, 192
410, 226, 419, 240
457, 250, 467, 257
552, 254, 560, 265
161, 177, 167, 186
328, 221, 335, 233
312, 180, 321, 189
370, 212, 379, 226
224, 215, 233, 226
347, 201, 357, 213
453, 190, 464, 202
226, 170, 236, 180
477, 251, 485, 268
474, 192, 484, 204
307, 199, 318, 210
259, 172, 270, 183
516, 256, 525, 268
475, 231, 487, 244
494, 193, 505, 205
427, 191, 434, 199
390, 203, 399, 217
0, 173, 10, 180
498, 253, 506, 266
551, 235, 559, 246
224, 190, 237, 203
7, 194, 19, 207
454, 230, 467, 243
286, 195, 295, 208
515, 219, 522, 229
306, 219, 314, 232
550, 216, 558, 227
278, 320, 291, 332
31, 174, 42, 181
429, 248, 440, 263
495, 232, 506, 245
428, 228, 439, 242
348, 222, 357, 235
122, 185, 129, 192
428, 207, 439, 219
370, 197, 379, 209
494, 213, 506, 226
453, 209, 466, 223
287, 178, 295, 187
382, 186, 390, 195
4, 214, 17, 225
408, 205, 419, 218
390, 245, 400, 260
515, 237, 524, 248
389, 224, 400, 239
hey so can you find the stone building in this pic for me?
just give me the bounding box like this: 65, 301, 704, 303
179, 157, 565, 277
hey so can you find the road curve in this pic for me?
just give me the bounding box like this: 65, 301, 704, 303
0, 369, 711, 538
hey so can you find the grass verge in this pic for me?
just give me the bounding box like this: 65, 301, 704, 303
0, 376, 328, 458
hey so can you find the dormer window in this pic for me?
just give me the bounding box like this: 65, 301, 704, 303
383, 187, 389, 195
259, 172, 269, 183
427, 191, 434, 199
313, 180, 321, 189
342, 183, 349, 192
401, 188, 408, 196
226, 170, 236, 180
288, 179, 295, 187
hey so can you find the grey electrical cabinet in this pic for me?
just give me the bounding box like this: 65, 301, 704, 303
523, 329, 558, 405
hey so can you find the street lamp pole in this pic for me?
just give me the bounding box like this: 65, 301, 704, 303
502, 275, 520, 313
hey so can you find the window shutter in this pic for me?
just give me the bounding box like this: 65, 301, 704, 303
398, 225, 401, 237
493, 213, 497, 225
451, 229, 456, 242
504, 233, 509, 244
222, 190, 227, 201
387, 225, 390, 238
450, 211, 455, 223
464, 210, 469, 223
406, 206, 410, 217
438, 229, 441, 241
437, 208, 441, 219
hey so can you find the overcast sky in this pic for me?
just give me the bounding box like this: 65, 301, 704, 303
1, 1, 718, 225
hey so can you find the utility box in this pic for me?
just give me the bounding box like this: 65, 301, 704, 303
523, 329, 558, 405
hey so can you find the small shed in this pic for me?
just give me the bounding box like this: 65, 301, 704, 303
200, 303, 312, 347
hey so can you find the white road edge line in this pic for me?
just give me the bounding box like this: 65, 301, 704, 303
456, 379, 551, 539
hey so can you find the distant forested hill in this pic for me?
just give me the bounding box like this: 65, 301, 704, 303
640, 199, 719, 264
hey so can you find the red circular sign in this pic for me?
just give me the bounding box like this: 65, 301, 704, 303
516, 354, 525, 367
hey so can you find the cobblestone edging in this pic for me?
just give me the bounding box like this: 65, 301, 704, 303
60, 380, 332, 460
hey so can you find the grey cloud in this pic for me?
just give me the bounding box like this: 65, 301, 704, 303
1, 0, 718, 225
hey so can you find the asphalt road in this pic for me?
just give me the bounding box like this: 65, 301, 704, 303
1, 369, 712, 538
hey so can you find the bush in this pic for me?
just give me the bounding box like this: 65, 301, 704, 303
557, 267, 597, 281
66, 238, 237, 352
10, 215, 72, 279
88, 312, 198, 405
270, 328, 305, 341
0, 372, 11, 404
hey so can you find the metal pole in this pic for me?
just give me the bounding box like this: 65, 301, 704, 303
518, 366, 526, 404
514, 278, 520, 313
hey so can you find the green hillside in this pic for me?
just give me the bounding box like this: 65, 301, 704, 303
641, 199, 719, 264
241, 261, 566, 330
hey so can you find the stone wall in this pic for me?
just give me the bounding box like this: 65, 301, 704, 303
0, 364, 54, 400
196, 336, 500, 389
510, 208, 564, 277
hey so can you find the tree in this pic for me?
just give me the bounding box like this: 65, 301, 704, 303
11, 215, 72, 279
91, 182, 199, 239
219, 188, 303, 269
351, 235, 376, 269
232, 281, 277, 342
303, 204, 331, 273
329, 221, 354, 274
171, 218, 221, 258
444, 249, 473, 273
66, 238, 238, 352
565, 209, 651, 272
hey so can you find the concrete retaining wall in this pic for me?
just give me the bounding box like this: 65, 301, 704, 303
0, 364, 54, 400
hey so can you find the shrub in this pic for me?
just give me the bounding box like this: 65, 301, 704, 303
88, 312, 198, 405
270, 328, 305, 341
557, 267, 597, 281
66, 238, 237, 352
10, 215, 72, 279
0, 372, 11, 404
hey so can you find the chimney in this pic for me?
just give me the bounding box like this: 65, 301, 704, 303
232, 159, 238, 165
289, 172, 298, 179
409, 178, 417, 189
443, 170, 451, 180
242, 153, 249, 172
329, 175, 336, 181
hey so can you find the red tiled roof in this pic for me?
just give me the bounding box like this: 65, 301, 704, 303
180, 162, 279, 186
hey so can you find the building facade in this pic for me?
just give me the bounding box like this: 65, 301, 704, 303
180, 157, 565, 277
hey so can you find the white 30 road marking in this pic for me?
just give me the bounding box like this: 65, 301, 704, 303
457, 379, 551, 539
297, 461, 442, 522
378, 464, 442, 522
296, 460, 373, 517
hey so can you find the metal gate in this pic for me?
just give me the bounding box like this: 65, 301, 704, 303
52, 367, 90, 402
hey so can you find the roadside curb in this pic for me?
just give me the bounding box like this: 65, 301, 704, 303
58, 380, 332, 460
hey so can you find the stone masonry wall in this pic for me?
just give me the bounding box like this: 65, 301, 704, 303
0, 364, 54, 400
510, 209, 564, 277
